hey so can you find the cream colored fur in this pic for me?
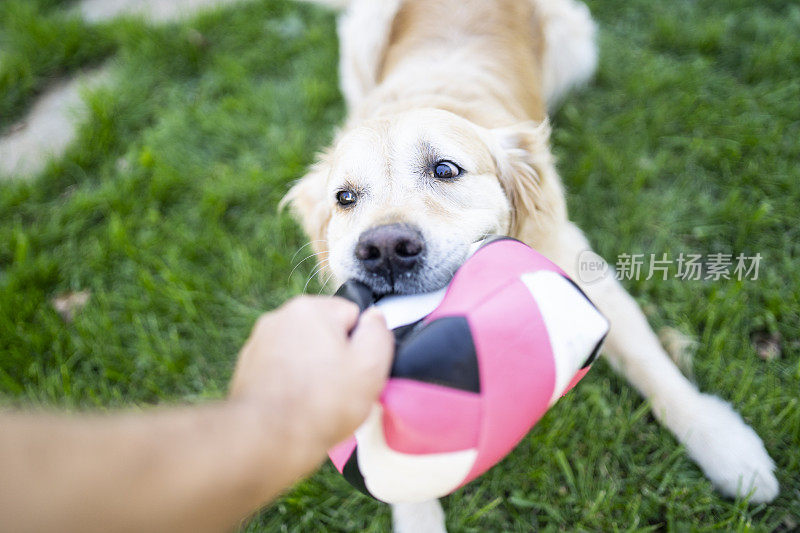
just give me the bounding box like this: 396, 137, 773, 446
285, 1, 779, 531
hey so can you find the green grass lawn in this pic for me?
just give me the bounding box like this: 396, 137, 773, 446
1, 0, 798, 530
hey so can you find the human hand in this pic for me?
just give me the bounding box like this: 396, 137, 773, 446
229, 296, 393, 463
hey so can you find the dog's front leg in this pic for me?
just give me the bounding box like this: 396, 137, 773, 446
536, 221, 779, 503
391, 500, 446, 533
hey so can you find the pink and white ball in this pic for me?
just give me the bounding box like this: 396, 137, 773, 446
329, 237, 609, 503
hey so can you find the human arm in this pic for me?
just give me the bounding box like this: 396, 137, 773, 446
0, 296, 393, 533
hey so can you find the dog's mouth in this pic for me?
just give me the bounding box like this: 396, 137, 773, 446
343, 232, 494, 298
349, 238, 490, 297
353, 261, 454, 297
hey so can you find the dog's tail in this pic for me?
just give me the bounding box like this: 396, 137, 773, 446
300, 0, 402, 111
533, 0, 599, 109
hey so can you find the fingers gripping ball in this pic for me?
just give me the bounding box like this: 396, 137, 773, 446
329, 237, 609, 503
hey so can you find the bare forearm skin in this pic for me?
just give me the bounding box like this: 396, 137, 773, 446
0, 403, 323, 533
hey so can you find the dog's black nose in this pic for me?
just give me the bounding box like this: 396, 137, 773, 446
355, 224, 425, 276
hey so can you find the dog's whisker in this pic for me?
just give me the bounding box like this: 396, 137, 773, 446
288, 250, 329, 280
318, 270, 338, 295
302, 265, 325, 294
290, 247, 329, 269
289, 240, 328, 264
292, 250, 328, 267
303, 260, 329, 294
289, 241, 318, 265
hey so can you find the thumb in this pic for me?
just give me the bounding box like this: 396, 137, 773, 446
349, 308, 394, 389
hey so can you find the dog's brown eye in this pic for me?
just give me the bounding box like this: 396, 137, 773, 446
336, 190, 357, 207
434, 160, 461, 180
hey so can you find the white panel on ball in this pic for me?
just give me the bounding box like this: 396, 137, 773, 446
355, 407, 478, 503
375, 287, 448, 330
521, 271, 608, 405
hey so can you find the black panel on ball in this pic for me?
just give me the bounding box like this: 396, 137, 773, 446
392, 319, 423, 345
391, 316, 481, 393
342, 447, 372, 498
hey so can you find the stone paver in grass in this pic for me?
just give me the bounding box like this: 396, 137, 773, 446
0, 66, 111, 179
78, 0, 250, 23
1, 0, 257, 180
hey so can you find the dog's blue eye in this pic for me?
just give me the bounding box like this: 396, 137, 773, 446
336, 190, 357, 207
434, 160, 461, 180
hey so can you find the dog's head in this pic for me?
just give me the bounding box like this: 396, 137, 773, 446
283, 108, 562, 295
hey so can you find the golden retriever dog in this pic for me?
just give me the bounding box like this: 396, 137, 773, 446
284, 0, 779, 529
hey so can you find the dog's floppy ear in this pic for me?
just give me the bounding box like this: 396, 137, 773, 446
484, 119, 566, 237
280, 151, 333, 254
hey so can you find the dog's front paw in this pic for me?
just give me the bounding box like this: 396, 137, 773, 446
680, 393, 778, 503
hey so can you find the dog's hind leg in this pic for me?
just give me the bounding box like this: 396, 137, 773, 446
538, 222, 779, 503
391, 500, 446, 533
